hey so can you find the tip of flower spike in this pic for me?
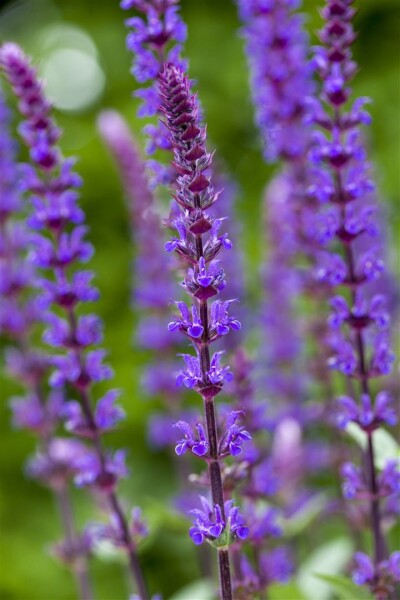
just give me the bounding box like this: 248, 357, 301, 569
97, 110, 126, 143
0, 42, 24, 61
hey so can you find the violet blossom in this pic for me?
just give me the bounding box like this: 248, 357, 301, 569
309, 1, 398, 596
0, 43, 149, 600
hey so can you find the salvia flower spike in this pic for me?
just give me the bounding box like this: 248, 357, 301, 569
158, 62, 249, 600
0, 42, 149, 600
309, 1, 398, 596
0, 90, 94, 599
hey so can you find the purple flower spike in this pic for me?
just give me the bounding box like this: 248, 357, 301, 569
0, 43, 148, 597
308, 0, 398, 584
154, 61, 249, 596
237, 0, 314, 162
0, 88, 95, 595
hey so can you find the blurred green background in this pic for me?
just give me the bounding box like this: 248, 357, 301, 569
0, 0, 399, 598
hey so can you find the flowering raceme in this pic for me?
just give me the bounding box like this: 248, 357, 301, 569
0, 43, 149, 600
0, 90, 95, 599
156, 62, 250, 600
309, 1, 399, 597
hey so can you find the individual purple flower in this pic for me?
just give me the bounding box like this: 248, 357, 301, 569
378, 461, 400, 499
88, 506, 148, 550
260, 547, 293, 585
328, 294, 390, 331
63, 390, 125, 437
234, 546, 292, 595
51, 527, 95, 568
27, 438, 89, 491
218, 411, 252, 457
245, 506, 282, 543
176, 351, 233, 393
340, 462, 365, 500
352, 551, 400, 597
251, 458, 281, 498
352, 552, 375, 586
73, 449, 128, 491
174, 420, 209, 457
10, 389, 63, 435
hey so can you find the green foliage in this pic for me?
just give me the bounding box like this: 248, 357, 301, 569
314, 574, 374, 600
269, 582, 308, 600
297, 538, 354, 600
168, 579, 216, 600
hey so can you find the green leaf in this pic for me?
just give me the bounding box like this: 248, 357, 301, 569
346, 424, 400, 470
269, 582, 308, 600
168, 579, 216, 600
314, 574, 374, 600
297, 537, 354, 600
